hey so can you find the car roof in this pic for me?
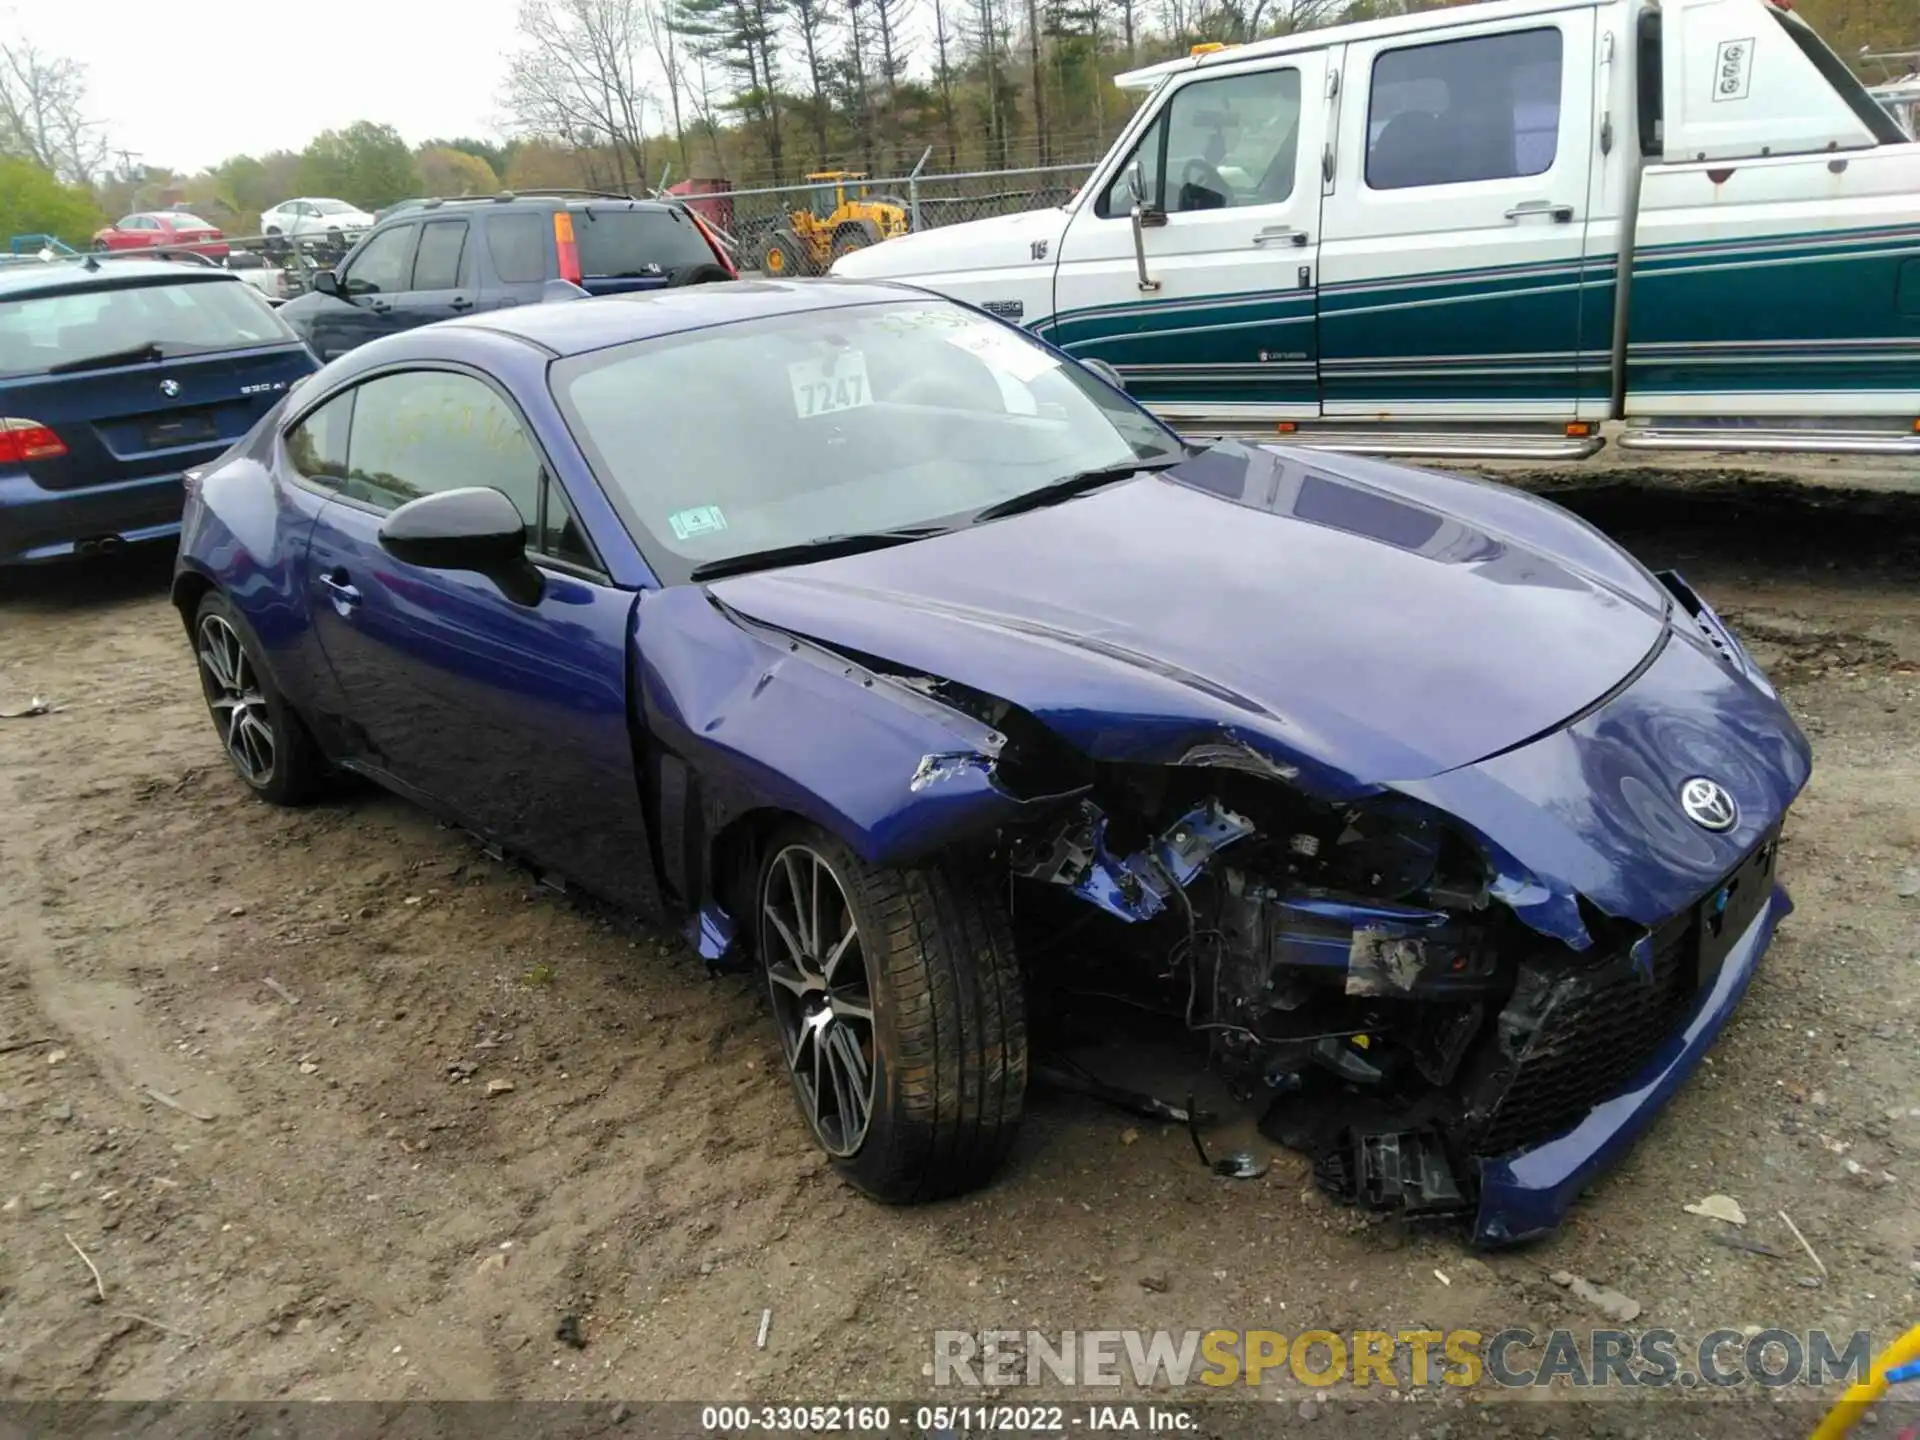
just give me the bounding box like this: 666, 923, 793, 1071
447, 278, 931, 356
0, 257, 242, 298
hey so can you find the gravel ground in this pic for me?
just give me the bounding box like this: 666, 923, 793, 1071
0, 459, 1915, 1423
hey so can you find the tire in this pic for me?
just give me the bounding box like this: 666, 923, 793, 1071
91, 239, 109, 253
190, 592, 327, 806
759, 232, 804, 278
757, 822, 1025, 1203
830, 225, 875, 259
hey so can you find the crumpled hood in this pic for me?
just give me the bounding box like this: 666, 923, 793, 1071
709, 444, 1672, 793
829, 206, 1070, 280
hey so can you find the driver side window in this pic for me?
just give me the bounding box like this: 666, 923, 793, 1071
342, 225, 418, 295
1103, 67, 1302, 216
1163, 68, 1302, 211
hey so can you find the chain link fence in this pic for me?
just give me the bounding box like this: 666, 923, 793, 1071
685, 161, 1099, 272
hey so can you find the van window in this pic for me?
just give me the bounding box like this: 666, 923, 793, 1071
1100, 69, 1302, 215
1163, 68, 1302, 211
1366, 28, 1563, 190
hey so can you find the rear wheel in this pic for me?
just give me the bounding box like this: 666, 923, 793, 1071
758, 823, 1026, 1202
830, 225, 875, 259
191, 593, 326, 806
760, 232, 804, 277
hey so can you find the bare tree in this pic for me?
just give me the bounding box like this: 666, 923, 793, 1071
1024, 0, 1048, 164
505, 0, 653, 189
931, 0, 961, 167
0, 38, 108, 186
787, 0, 837, 165
642, 0, 692, 169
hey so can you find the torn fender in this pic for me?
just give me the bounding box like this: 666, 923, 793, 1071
634, 586, 1071, 870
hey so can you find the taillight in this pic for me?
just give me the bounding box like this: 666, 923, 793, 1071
0, 418, 67, 464
690, 211, 737, 277
553, 211, 582, 285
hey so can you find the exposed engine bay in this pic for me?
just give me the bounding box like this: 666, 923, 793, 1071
998, 759, 1778, 1223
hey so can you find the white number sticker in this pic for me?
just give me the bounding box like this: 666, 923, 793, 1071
788, 351, 872, 418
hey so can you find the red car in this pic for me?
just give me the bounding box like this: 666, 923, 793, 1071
90, 211, 229, 260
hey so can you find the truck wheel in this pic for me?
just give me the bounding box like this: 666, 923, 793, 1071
760, 233, 801, 277
831, 225, 875, 259
757, 822, 1026, 1203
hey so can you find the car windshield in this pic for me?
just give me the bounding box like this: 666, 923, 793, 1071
552, 298, 1182, 581
0, 278, 295, 379
312, 200, 358, 216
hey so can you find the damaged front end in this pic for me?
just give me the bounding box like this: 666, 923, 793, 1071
662, 536, 1807, 1242
1004, 755, 1791, 1243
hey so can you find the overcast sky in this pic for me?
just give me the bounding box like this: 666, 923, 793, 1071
12, 0, 524, 173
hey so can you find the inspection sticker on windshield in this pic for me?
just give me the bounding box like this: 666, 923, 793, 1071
944, 321, 1060, 382
668, 505, 728, 541
788, 351, 871, 418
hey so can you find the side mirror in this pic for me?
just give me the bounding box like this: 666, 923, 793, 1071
1081, 358, 1126, 392
378, 487, 543, 605
1126, 159, 1151, 212
311, 269, 341, 297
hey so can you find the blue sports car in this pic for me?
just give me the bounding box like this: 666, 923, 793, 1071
174, 280, 1811, 1243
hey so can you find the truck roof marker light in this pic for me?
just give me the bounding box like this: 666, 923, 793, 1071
1190, 42, 1236, 56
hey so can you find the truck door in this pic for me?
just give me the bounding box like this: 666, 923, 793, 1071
1049, 50, 1331, 432
1317, 10, 1600, 421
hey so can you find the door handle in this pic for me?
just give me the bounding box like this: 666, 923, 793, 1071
369, 299, 392, 314
1253, 225, 1309, 248
448, 297, 474, 312
1504, 200, 1576, 223
319, 570, 362, 608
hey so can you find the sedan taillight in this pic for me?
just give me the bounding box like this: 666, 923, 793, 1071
0, 418, 68, 464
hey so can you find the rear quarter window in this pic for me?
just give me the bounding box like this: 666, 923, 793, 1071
486, 213, 551, 284
572, 208, 715, 276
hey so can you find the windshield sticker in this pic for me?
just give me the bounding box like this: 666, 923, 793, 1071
944, 322, 1060, 382
788, 351, 871, 418
668, 505, 729, 542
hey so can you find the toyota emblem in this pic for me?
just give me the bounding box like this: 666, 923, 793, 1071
1679, 777, 1737, 832
160, 378, 181, 398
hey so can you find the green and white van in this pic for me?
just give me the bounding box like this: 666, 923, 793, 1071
832, 0, 1918, 459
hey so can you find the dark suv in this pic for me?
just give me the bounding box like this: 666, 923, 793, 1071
277, 192, 736, 361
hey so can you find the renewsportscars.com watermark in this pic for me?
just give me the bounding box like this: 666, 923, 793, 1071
933, 1328, 1876, 1391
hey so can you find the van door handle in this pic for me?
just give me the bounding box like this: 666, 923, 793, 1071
448, 296, 474, 312
1253, 225, 1309, 247
1504, 200, 1576, 223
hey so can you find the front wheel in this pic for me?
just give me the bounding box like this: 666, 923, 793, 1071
192, 593, 326, 806
758, 824, 1025, 1202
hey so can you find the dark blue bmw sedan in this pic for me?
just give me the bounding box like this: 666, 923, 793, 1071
0, 256, 316, 565
174, 279, 1810, 1242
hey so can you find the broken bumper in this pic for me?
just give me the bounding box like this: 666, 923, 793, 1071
1472, 880, 1791, 1247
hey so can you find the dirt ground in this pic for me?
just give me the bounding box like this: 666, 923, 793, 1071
1, 455, 1916, 1415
